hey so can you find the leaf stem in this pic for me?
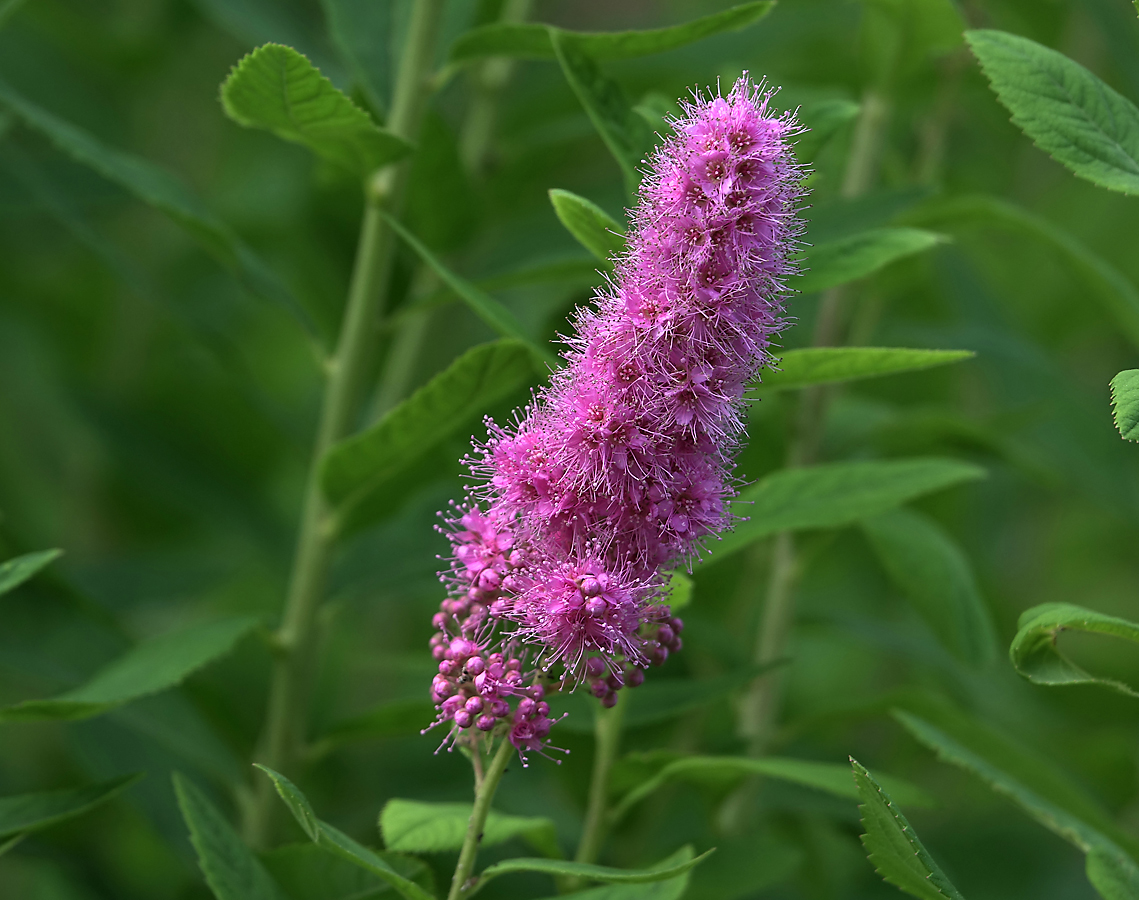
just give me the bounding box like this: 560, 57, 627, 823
568, 699, 625, 887
448, 737, 515, 900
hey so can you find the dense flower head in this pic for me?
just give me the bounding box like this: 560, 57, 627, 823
428, 74, 806, 761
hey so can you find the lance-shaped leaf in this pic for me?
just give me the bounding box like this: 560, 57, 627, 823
1008, 603, 1139, 696
221, 43, 410, 176
0, 549, 62, 597
532, 847, 696, 900
756, 347, 973, 393
862, 509, 997, 666
966, 30, 1139, 196
449, 2, 774, 63
380, 799, 560, 858
474, 849, 713, 897
549, 189, 625, 263
1111, 370, 1139, 441
0, 773, 142, 838
0, 617, 259, 722
851, 758, 965, 900
0, 78, 315, 338
320, 340, 539, 534
702, 458, 985, 567
798, 228, 946, 294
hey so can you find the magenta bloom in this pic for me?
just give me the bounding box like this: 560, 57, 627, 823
429, 75, 806, 759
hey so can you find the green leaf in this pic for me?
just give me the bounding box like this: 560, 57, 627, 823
383, 215, 557, 367
548, 189, 626, 263
1088, 845, 1139, 900
1111, 370, 1139, 441
320, 340, 539, 534
757, 347, 973, 393
795, 99, 861, 162
254, 766, 319, 842
612, 755, 934, 823
966, 30, 1139, 196
1008, 603, 1139, 696
448, 3, 775, 62
310, 698, 436, 757
0, 549, 62, 597
474, 848, 713, 896
262, 842, 425, 900
701, 458, 985, 567
319, 0, 392, 115
862, 509, 997, 666
0, 773, 142, 838
174, 772, 287, 900
663, 570, 693, 611
0, 617, 259, 722
550, 29, 654, 195
798, 228, 946, 294
220, 43, 410, 176
532, 847, 697, 900
0, 78, 315, 338
380, 799, 560, 858
851, 758, 966, 900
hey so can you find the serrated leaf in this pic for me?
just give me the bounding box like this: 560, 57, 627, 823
174, 773, 287, 900
0, 773, 142, 838
221, 43, 410, 176
380, 799, 560, 858
254, 766, 319, 842
851, 758, 965, 900
320, 340, 540, 534
1111, 370, 1139, 441
0, 548, 62, 597
474, 848, 713, 895
532, 847, 697, 900
548, 189, 625, 263
0, 617, 259, 722
1008, 603, 1139, 696
449, 3, 774, 62
701, 458, 985, 567
862, 509, 997, 666
966, 30, 1139, 196
798, 228, 945, 294
757, 347, 973, 393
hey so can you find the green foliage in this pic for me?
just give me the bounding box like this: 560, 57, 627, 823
380, 799, 560, 857
1111, 370, 1139, 441
475, 847, 712, 893
851, 758, 965, 900
795, 99, 861, 162
533, 847, 696, 899
967, 30, 1139, 196
220, 44, 411, 176
757, 347, 973, 392
0, 548, 62, 597
1009, 603, 1139, 695
798, 227, 946, 294
0, 774, 142, 839
548, 189, 626, 263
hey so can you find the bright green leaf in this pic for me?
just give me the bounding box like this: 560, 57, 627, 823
174, 772, 287, 900
862, 508, 997, 666
0, 617, 260, 722
966, 30, 1139, 196
1111, 370, 1139, 441
851, 758, 965, 900
380, 799, 560, 858
798, 228, 945, 294
701, 458, 985, 567
0, 773, 142, 838
474, 848, 713, 896
1008, 603, 1139, 696
1088, 845, 1139, 900
254, 766, 319, 842
532, 847, 697, 900
0, 549, 62, 597
663, 570, 693, 611
448, 3, 774, 62
757, 347, 973, 393
548, 189, 625, 263
220, 43, 410, 176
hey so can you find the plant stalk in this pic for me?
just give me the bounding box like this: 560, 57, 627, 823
448, 737, 515, 900
574, 700, 625, 871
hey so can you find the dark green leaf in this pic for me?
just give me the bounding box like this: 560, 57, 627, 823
798, 228, 945, 294
475, 848, 713, 895
174, 772, 287, 900
548, 189, 626, 263
448, 3, 775, 62
702, 458, 985, 567
1008, 603, 1139, 696
320, 340, 540, 534
756, 347, 973, 393
220, 43, 410, 176
0, 549, 62, 597
261, 843, 396, 900
795, 99, 860, 162
0, 617, 259, 722
851, 758, 965, 900
1111, 370, 1139, 441
254, 766, 319, 842
311, 698, 436, 757
966, 30, 1139, 196
862, 508, 997, 666
319, 0, 392, 115
532, 847, 697, 900
0, 773, 142, 838
380, 799, 560, 857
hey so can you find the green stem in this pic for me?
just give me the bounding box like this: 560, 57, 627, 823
244, 0, 445, 849
566, 700, 624, 889
448, 737, 515, 900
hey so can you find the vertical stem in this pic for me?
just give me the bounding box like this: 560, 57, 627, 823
575, 701, 625, 866
448, 738, 515, 900
244, 0, 445, 848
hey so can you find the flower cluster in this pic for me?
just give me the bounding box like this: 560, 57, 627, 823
428, 74, 805, 761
